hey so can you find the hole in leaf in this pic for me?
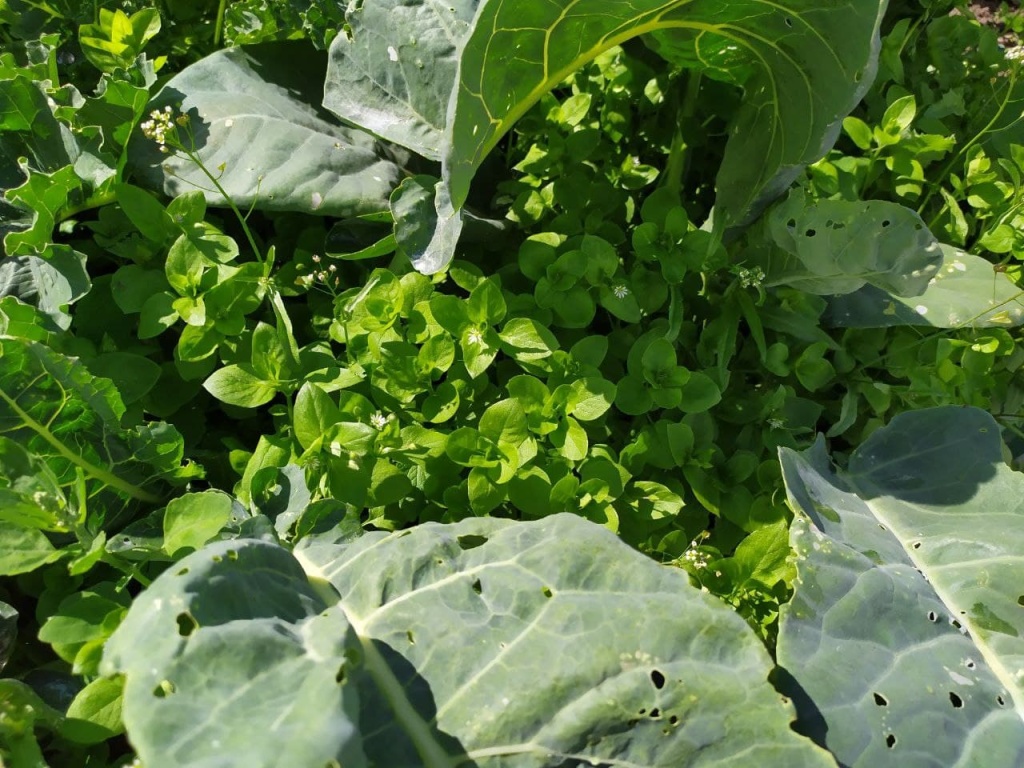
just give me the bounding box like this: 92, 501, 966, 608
669, 715, 679, 725
854, 70, 863, 82
153, 680, 175, 698
927, 611, 939, 622
873, 692, 888, 706
335, 665, 346, 685
885, 734, 896, 749
804, 228, 817, 237
638, 708, 646, 715
457, 534, 488, 550
649, 708, 661, 719
176, 612, 198, 637
951, 619, 963, 630
949, 692, 963, 708
785, 16, 793, 27
1017, 595, 1024, 607
997, 695, 1006, 706
965, 660, 976, 669
650, 669, 666, 690
227, 549, 238, 561
912, 542, 921, 549
176, 567, 189, 576
435, 558, 444, 565
406, 630, 415, 644
786, 218, 796, 228
212, 555, 222, 563
878, 524, 886, 530
542, 586, 553, 598
881, 220, 891, 228
472, 578, 482, 595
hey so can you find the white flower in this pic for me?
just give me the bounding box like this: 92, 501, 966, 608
612, 284, 630, 299
768, 418, 785, 430
466, 329, 484, 345
736, 265, 766, 289
370, 412, 388, 429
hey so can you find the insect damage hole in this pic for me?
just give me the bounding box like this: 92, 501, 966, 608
650, 669, 666, 690
176, 612, 198, 637
457, 534, 487, 550
949, 692, 963, 708
471, 578, 482, 595
1017, 595, 1024, 607
873, 692, 888, 706
153, 680, 176, 698
335, 665, 347, 685
885, 733, 896, 748
541, 586, 553, 598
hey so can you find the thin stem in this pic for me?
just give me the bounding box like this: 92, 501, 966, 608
183, 148, 264, 262
214, 0, 228, 47
662, 70, 702, 195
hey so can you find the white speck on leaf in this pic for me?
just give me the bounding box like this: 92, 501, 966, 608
388, 46, 399, 62
915, 305, 928, 315
224, 118, 234, 128
311, 192, 323, 210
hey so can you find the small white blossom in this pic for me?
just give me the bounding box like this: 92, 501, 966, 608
612, 284, 630, 299
370, 412, 388, 429
466, 329, 484, 345
735, 265, 766, 289
768, 418, 785, 430
683, 545, 710, 570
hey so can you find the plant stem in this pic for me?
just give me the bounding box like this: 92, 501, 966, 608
662, 70, 702, 195
214, 0, 228, 47
185, 148, 264, 262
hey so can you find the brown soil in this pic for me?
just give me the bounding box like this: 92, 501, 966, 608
966, 1, 1023, 46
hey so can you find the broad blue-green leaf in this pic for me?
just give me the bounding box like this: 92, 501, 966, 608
444, 0, 886, 230
778, 407, 1024, 766
130, 42, 403, 218
323, 0, 479, 159
764, 192, 943, 296
825, 248, 1024, 328
101, 539, 366, 768
104, 515, 834, 767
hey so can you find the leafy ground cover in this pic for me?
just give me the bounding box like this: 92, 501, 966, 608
1, 0, 1024, 766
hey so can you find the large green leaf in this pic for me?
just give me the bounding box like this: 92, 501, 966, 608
130, 42, 404, 218
762, 191, 943, 296
103, 514, 834, 767
824, 247, 1024, 328
777, 407, 1024, 766
323, 0, 480, 160
0, 336, 190, 530
443, 0, 886, 226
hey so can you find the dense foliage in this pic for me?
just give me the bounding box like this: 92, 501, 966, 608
1, 0, 1023, 765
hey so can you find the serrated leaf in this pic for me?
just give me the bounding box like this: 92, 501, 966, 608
0, 337, 188, 529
